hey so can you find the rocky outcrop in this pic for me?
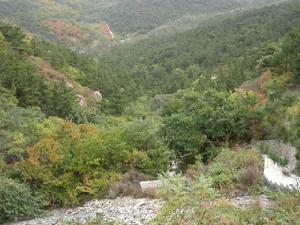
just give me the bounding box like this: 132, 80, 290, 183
6, 198, 163, 225
231, 193, 271, 210
93, 91, 103, 101
140, 180, 162, 194
29, 56, 103, 108
76, 94, 87, 107
65, 82, 73, 88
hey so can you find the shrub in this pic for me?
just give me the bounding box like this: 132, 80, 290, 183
122, 118, 158, 151
126, 150, 152, 171
154, 175, 221, 224
156, 174, 188, 201
121, 118, 171, 175
154, 174, 300, 225
206, 149, 263, 191
144, 146, 172, 175
16, 121, 170, 207
185, 155, 207, 181
251, 191, 300, 225
239, 163, 260, 188
16, 122, 123, 207
108, 170, 154, 198
0, 177, 42, 222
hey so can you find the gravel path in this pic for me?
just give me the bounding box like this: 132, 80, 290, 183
5, 198, 163, 225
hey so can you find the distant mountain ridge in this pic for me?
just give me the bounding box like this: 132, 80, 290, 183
0, 0, 283, 54
97, 0, 284, 34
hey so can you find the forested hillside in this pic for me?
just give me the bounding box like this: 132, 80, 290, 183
0, 0, 300, 224
78, 0, 300, 113
97, 0, 282, 34
0, 0, 281, 53
0, 23, 110, 122
0, 0, 113, 54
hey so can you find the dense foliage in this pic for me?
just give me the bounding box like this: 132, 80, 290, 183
0, 24, 79, 119
0, 177, 42, 222
160, 89, 259, 166
16, 121, 170, 206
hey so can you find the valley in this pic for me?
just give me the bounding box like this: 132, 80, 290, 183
0, 0, 300, 224
0, 0, 284, 54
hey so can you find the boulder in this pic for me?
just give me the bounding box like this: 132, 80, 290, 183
93, 91, 103, 101
140, 180, 162, 194
65, 82, 73, 88
76, 94, 87, 107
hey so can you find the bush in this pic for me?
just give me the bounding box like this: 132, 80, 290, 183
121, 118, 171, 175
16, 122, 123, 207
0, 177, 42, 222
206, 149, 263, 191
16, 121, 168, 207
154, 174, 300, 225
239, 163, 260, 188
108, 170, 154, 198
123, 118, 158, 151
185, 155, 207, 181
154, 175, 221, 224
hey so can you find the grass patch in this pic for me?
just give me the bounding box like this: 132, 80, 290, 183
154, 150, 300, 225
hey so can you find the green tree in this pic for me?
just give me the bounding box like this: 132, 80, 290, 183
161, 89, 250, 166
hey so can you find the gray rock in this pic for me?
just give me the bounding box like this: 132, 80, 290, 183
140, 180, 162, 193
93, 91, 103, 101
231, 193, 271, 210
76, 94, 87, 107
